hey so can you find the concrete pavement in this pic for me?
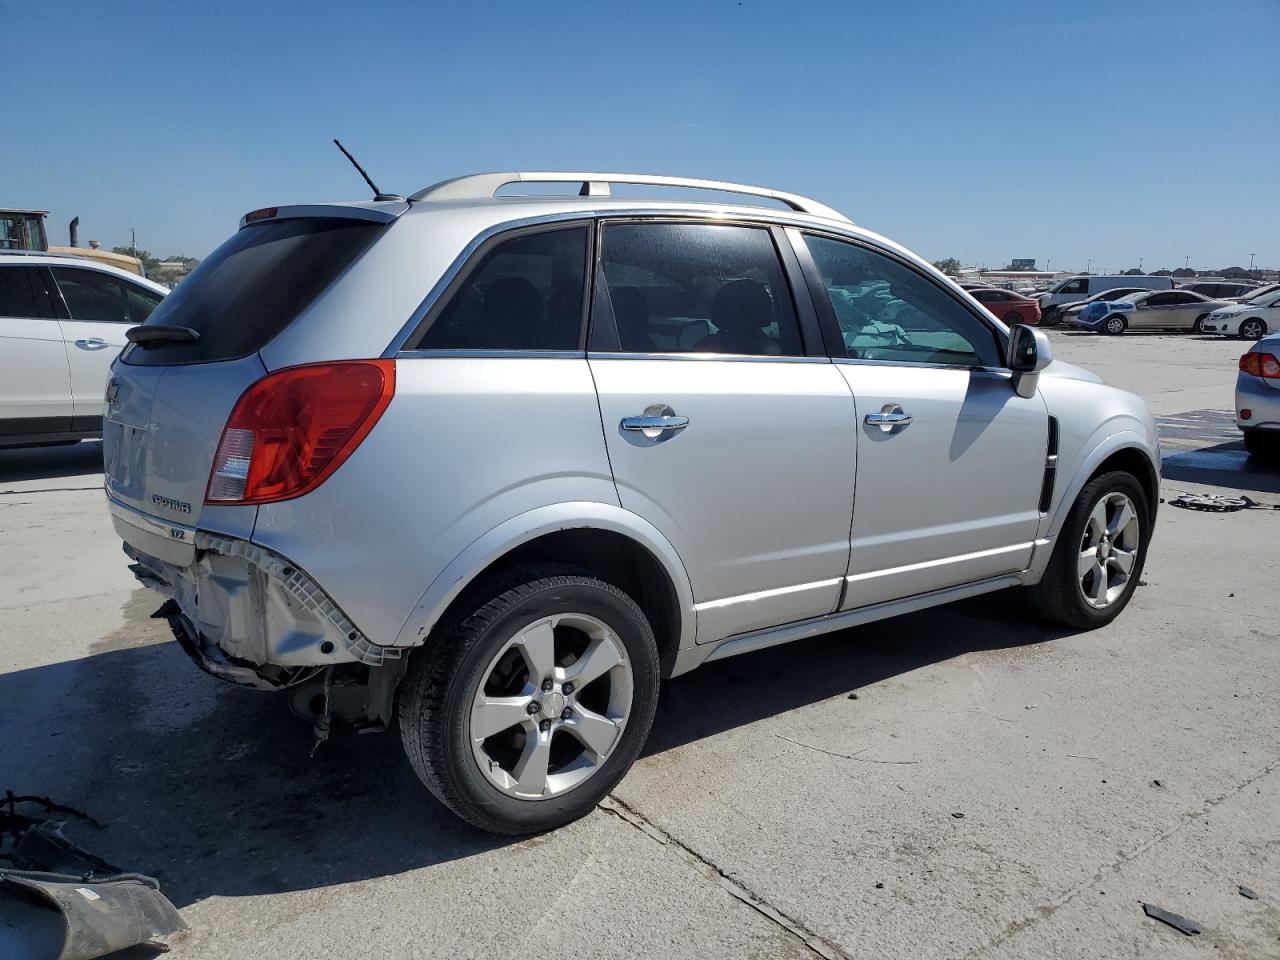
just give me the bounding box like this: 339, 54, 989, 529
1, 331, 1276, 959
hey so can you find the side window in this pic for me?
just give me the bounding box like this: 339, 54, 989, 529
124, 283, 164, 322
50, 267, 133, 322
802, 234, 1001, 367
1062, 279, 1088, 295
410, 227, 587, 351
0, 267, 44, 318
598, 222, 803, 356
1145, 292, 1175, 306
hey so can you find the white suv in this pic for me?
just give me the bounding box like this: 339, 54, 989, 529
0, 252, 167, 447
104, 173, 1160, 834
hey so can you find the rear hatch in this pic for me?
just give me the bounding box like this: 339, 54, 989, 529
104, 212, 389, 562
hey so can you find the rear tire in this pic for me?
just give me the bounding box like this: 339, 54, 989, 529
398, 564, 660, 835
1028, 471, 1150, 629
1103, 315, 1127, 335
1005, 311, 1023, 326
1243, 429, 1280, 463
1192, 314, 1209, 333
1240, 318, 1267, 341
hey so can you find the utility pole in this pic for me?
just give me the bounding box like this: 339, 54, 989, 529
1086, 258, 1091, 274
1184, 256, 1190, 269
130, 228, 137, 259
1249, 253, 1257, 272
1138, 257, 1144, 272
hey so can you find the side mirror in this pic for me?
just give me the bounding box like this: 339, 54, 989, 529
1008, 325, 1052, 398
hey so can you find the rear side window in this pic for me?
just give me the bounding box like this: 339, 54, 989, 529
51, 267, 160, 323
408, 227, 587, 351
124, 217, 381, 366
0, 267, 43, 318
597, 222, 803, 356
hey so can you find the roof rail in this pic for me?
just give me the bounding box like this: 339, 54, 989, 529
410, 172, 851, 223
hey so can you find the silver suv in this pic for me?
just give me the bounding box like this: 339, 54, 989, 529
105, 173, 1160, 834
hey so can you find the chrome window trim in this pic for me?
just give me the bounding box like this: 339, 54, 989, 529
382, 207, 915, 358
587, 351, 831, 364
397, 348, 585, 360
833, 356, 1010, 375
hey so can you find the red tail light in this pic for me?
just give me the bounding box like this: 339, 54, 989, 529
1239, 352, 1280, 379
206, 360, 395, 504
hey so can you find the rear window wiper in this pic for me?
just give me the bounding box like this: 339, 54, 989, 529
125, 325, 201, 347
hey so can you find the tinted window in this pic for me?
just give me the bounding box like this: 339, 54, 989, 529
598, 222, 802, 356
0, 267, 43, 318
411, 227, 587, 351
1100, 288, 1138, 301
1061, 278, 1088, 294
803, 235, 1001, 367
51, 267, 160, 323
124, 217, 381, 366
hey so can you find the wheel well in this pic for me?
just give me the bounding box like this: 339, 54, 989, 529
1090, 447, 1158, 520
431, 528, 683, 677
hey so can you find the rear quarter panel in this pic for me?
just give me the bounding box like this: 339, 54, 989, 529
250, 357, 620, 645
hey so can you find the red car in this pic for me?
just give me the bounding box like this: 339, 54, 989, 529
967, 287, 1042, 326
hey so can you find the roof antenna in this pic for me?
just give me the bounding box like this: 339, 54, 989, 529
333, 139, 405, 202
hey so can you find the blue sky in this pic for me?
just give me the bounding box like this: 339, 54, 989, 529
6, 0, 1277, 270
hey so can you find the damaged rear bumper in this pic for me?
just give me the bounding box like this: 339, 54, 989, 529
112, 497, 401, 689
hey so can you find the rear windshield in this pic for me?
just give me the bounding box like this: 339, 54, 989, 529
122, 217, 382, 366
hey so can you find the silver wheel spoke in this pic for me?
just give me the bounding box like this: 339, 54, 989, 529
1090, 563, 1108, 603
515, 619, 557, 682
513, 730, 552, 796
472, 695, 533, 740
565, 705, 620, 757
567, 636, 623, 688
1108, 500, 1135, 538
1087, 501, 1108, 542
1078, 548, 1097, 579
1110, 547, 1136, 576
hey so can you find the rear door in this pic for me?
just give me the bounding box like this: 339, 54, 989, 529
104, 215, 385, 555
588, 220, 857, 642
1136, 291, 1196, 329
794, 231, 1048, 608
48, 266, 165, 425
0, 264, 73, 436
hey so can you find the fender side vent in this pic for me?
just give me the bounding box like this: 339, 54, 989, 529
1038, 416, 1059, 514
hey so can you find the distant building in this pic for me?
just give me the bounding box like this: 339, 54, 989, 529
154, 256, 200, 285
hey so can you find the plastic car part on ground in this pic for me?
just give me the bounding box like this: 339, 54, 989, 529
0, 792, 186, 960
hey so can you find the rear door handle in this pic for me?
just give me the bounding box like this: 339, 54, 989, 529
864, 403, 913, 432
75, 338, 109, 350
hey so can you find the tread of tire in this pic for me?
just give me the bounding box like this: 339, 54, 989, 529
398, 563, 648, 835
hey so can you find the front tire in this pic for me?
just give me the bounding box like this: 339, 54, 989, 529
1240, 318, 1267, 341
1029, 471, 1150, 629
399, 565, 660, 835
1103, 315, 1127, 335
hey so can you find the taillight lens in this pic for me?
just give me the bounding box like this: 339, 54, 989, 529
206, 360, 395, 504
1239, 352, 1280, 378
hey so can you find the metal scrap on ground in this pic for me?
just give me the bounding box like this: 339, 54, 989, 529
1142, 902, 1203, 936
0, 792, 186, 960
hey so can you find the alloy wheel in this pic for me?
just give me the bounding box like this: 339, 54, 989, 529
1241, 319, 1265, 341
1077, 492, 1141, 609
469, 613, 633, 800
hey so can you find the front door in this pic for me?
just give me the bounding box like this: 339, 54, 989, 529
588, 220, 858, 642
48, 266, 164, 423
795, 231, 1048, 608
0, 265, 73, 437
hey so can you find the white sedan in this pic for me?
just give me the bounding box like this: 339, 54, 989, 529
1202, 286, 1280, 341
0, 252, 168, 447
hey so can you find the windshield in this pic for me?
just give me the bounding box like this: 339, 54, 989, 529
123, 217, 382, 366
1240, 284, 1279, 303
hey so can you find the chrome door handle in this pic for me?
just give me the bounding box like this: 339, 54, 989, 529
864, 403, 913, 432
75, 338, 109, 350
621, 415, 689, 433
